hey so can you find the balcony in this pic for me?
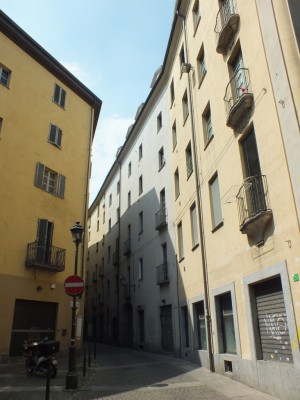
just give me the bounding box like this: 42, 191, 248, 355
215, 0, 240, 54
113, 251, 119, 266
123, 239, 131, 256
155, 207, 167, 230
156, 263, 169, 286
224, 68, 254, 130
25, 241, 65, 272
236, 175, 273, 245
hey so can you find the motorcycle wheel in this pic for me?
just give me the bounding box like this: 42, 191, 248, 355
25, 358, 35, 375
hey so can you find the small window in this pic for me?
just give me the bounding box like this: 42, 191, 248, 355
194, 301, 207, 350
34, 162, 66, 197
139, 144, 143, 160
0, 66, 10, 87
179, 45, 186, 66
174, 168, 180, 199
139, 175, 143, 195
48, 124, 62, 147
139, 211, 143, 234
109, 194, 112, 207
157, 112, 162, 132
97, 220, 99, 232
190, 203, 199, 248
116, 207, 120, 222
217, 292, 237, 354
186, 142, 193, 178
108, 218, 111, 232
177, 222, 184, 260
209, 173, 223, 229
128, 191, 131, 208
117, 180, 120, 194
193, 0, 201, 30
53, 83, 66, 108
172, 121, 177, 150
97, 204, 100, 218
103, 211, 105, 224
158, 147, 165, 170
128, 162, 132, 177
182, 90, 189, 123
170, 79, 175, 106
203, 104, 213, 145
197, 46, 206, 85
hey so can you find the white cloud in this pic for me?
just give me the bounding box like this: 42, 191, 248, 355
61, 61, 101, 87
89, 115, 134, 206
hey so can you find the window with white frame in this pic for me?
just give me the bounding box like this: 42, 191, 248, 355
0, 65, 10, 87
53, 83, 66, 108
197, 45, 206, 85
177, 222, 184, 260
209, 173, 223, 229
158, 147, 165, 170
182, 90, 189, 122
34, 162, 66, 197
193, 301, 207, 349
48, 124, 62, 147
174, 168, 180, 199
217, 292, 237, 354
190, 203, 199, 248
203, 103, 213, 145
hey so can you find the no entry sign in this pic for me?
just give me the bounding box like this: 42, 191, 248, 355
64, 275, 85, 297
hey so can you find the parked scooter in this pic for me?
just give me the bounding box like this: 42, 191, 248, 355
22, 338, 58, 378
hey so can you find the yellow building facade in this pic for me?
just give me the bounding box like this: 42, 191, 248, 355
0, 11, 101, 359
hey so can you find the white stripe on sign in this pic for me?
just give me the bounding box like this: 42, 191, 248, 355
65, 283, 84, 287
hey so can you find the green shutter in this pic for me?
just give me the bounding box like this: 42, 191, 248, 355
57, 128, 62, 147
49, 124, 57, 143
35, 163, 44, 188
57, 174, 66, 198
53, 84, 60, 103
60, 89, 66, 108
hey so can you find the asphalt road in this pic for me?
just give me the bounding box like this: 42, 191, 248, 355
0, 344, 280, 400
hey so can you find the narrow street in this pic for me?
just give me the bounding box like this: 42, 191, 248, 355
0, 344, 280, 400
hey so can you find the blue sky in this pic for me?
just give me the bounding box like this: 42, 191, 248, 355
1, 0, 175, 204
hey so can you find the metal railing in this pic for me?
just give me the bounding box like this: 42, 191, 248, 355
156, 263, 169, 285
155, 207, 167, 230
236, 175, 271, 228
224, 68, 252, 117
214, 0, 238, 35
123, 239, 131, 256
25, 241, 65, 271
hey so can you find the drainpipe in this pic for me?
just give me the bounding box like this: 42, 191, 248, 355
176, 10, 214, 373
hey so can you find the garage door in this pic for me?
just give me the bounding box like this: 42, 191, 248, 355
9, 299, 57, 357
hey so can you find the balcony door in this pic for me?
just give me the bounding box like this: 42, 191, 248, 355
36, 219, 53, 264
232, 51, 246, 99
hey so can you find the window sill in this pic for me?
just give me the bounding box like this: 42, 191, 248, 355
211, 221, 224, 233
52, 100, 65, 110
192, 243, 199, 252
204, 134, 214, 151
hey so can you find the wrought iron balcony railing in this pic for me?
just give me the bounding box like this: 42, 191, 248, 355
123, 239, 131, 256
155, 207, 167, 230
25, 241, 65, 272
224, 68, 254, 129
236, 175, 273, 244
214, 0, 240, 54
156, 262, 169, 285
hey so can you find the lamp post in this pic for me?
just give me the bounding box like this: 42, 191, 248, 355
66, 221, 84, 390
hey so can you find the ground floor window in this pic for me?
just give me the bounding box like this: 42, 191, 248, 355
218, 292, 236, 354
193, 301, 207, 350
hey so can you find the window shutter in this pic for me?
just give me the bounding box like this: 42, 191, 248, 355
60, 89, 66, 108
49, 124, 57, 143
35, 163, 45, 188
57, 128, 62, 147
57, 174, 66, 198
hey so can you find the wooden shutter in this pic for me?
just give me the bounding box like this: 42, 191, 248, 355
35, 162, 45, 188
60, 89, 66, 108
49, 124, 57, 143
53, 84, 60, 103
57, 128, 62, 147
57, 174, 66, 198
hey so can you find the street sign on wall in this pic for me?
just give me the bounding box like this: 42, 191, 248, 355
64, 275, 84, 297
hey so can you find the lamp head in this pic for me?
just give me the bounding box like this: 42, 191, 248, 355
70, 221, 84, 244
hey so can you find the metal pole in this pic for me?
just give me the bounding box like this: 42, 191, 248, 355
83, 347, 86, 377
45, 357, 51, 400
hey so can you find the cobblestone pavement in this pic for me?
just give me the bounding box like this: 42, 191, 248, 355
0, 344, 280, 400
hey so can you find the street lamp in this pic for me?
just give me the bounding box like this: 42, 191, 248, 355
66, 221, 84, 390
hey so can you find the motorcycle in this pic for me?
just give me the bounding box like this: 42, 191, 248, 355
22, 338, 58, 378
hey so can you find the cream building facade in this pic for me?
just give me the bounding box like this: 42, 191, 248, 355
0, 11, 101, 359
86, 1, 299, 399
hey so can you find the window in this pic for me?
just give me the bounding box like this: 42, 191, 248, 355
97, 220, 99, 232
203, 104, 213, 145
182, 90, 189, 122
116, 207, 120, 222
158, 147, 165, 170
117, 180, 120, 194
218, 292, 236, 354
35, 219, 54, 264
170, 79, 175, 106
35, 162, 66, 197
174, 168, 180, 199
209, 174, 222, 229
172, 121, 177, 150
160, 188, 166, 208
128, 162, 132, 177
128, 191, 131, 208
0, 117, 3, 132
48, 124, 62, 147
194, 301, 207, 350
138, 258, 143, 280
108, 218, 111, 232
190, 203, 199, 248
193, 0, 201, 30
108, 246, 111, 263
103, 211, 105, 224
139, 175, 143, 195
97, 204, 100, 218
179, 45, 186, 66
157, 112, 162, 132
109, 194, 112, 207
53, 83, 66, 108
139, 144, 143, 160
197, 46, 206, 85
186, 142, 193, 178
182, 306, 189, 347
96, 242, 99, 253
231, 50, 247, 100
177, 222, 184, 260
139, 211, 143, 234
0, 66, 10, 87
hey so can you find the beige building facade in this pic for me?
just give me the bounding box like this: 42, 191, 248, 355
0, 11, 101, 360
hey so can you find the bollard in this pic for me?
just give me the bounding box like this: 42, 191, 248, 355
88, 341, 91, 367
83, 347, 86, 377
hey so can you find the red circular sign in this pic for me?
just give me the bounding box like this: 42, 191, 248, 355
64, 275, 85, 297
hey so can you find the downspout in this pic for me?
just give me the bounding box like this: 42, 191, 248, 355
177, 10, 214, 372
81, 101, 95, 278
